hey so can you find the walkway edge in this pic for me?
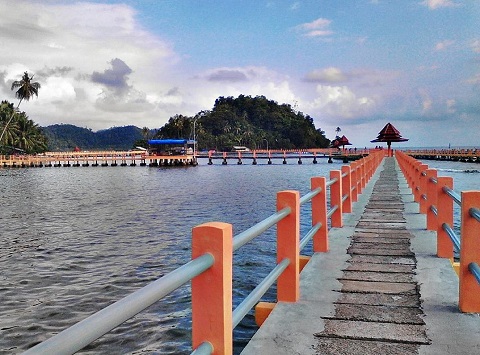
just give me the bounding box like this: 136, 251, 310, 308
240, 160, 386, 355
397, 161, 480, 355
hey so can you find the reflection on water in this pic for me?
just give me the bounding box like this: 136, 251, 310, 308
0, 160, 337, 354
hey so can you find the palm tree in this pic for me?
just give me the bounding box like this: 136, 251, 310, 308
335, 126, 341, 138
0, 72, 41, 145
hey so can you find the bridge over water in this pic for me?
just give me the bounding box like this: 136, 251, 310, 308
22, 151, 480, 355
242, 156, 480, 354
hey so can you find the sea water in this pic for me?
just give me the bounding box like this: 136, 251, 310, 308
0, 157, 478, 354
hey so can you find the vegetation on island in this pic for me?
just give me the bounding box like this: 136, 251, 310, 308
0, 72, 47, 154
152, 95, 330, 151
0, 100, 48, 154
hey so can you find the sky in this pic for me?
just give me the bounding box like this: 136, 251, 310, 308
0, 0, 479, 148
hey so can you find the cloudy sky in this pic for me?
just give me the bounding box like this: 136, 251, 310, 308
0, 0, 479, 147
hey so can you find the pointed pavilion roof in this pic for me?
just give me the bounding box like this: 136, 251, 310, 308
331, 135, 352, 148
371, 123, 409, 143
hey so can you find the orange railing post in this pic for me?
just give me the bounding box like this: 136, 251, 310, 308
436, 177, 454, 259
276, 190, 300, 302
311, 177, 328, 252
426, 169, 438, 231
418, 164, 429, 214
192, 222, 233, 355
330, 170, 343, 228
459, 191, 480, 312
350, 161, 358, 203
341, 165, 352, 213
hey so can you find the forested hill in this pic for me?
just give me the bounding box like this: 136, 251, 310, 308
41, 95, 330, 151
42, 124, 143, 151
156, 95, 330, 151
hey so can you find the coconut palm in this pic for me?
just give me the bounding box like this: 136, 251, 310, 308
335, 126, 341, 138
0, 72, 41, 145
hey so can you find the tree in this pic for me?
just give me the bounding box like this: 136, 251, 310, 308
335, 126, 341, 138
0, 72, 41, 145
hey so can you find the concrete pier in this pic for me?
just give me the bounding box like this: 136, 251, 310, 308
241, 157, 480, 355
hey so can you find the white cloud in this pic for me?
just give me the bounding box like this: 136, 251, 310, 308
420, 0, 459, 9
446, 99, 456, 113
471, 39, 480, 53
296, 18, 333, 37
305, 67, 346, 83
435, 40, 455, 51
419, 89, 433, 111
0, 1, 178, 130
309, 85, 376, 119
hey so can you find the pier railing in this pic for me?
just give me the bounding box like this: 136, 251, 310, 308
25, 152, 383, 354
396, 150, 480, 312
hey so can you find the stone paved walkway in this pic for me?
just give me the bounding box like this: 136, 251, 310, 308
314, 158, 431, 354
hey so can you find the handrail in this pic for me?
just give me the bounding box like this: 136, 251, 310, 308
470, 207, 480, 222
442, 223, 461, 252
468, 262, 480, 285
395, 150, 480, 312
326, 205, 338, 219
300, 223, 322, 251
191, 342, 213, 355
443, 186, 461, 206
24, 150, 385, 354
232, 258, 290, 328
299, 187, 322, 205
326, 178, 338, 187
24, 253, 214, 355
233, 207, 291, 251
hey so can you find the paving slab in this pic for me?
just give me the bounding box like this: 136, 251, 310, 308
344, 263, 414, 273
347, 246, 414, 256
315, 319, 430, 344
339, 279, 417, 294
349, 255, 415, 265
341, 270, 414, 283
336, 291, 420, 307
326, 303, 425, 324
315, 338, 420, 355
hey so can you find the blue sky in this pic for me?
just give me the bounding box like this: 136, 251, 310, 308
0, 0, 479, 147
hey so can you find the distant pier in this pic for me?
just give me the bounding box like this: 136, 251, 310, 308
405, 149, 479, 163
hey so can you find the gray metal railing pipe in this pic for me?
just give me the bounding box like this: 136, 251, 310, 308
430, 177, 438, 184
326, 205, 338, 219
468, 262, 480, 285
191, 341, 214, 355
442, 223, 461, 252
326, 178, 338, 187
24, 253, 215, 355
232, 258, 290, 328
300, 223, 322, 251
342, 194, 348, 203
431, 205, 438, 216
470, 207, 480, 223
299, 187, 321, 205
443, 186, 461, 206
232, 207, 291, 251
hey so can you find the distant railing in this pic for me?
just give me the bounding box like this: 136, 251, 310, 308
24, 152, 384, 355
396, 150, 480, 313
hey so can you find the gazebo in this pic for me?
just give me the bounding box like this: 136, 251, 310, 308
331, 135, 352, 150
370, 123, 408, 157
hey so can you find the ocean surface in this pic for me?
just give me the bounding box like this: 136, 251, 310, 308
0, 156, 478, 354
